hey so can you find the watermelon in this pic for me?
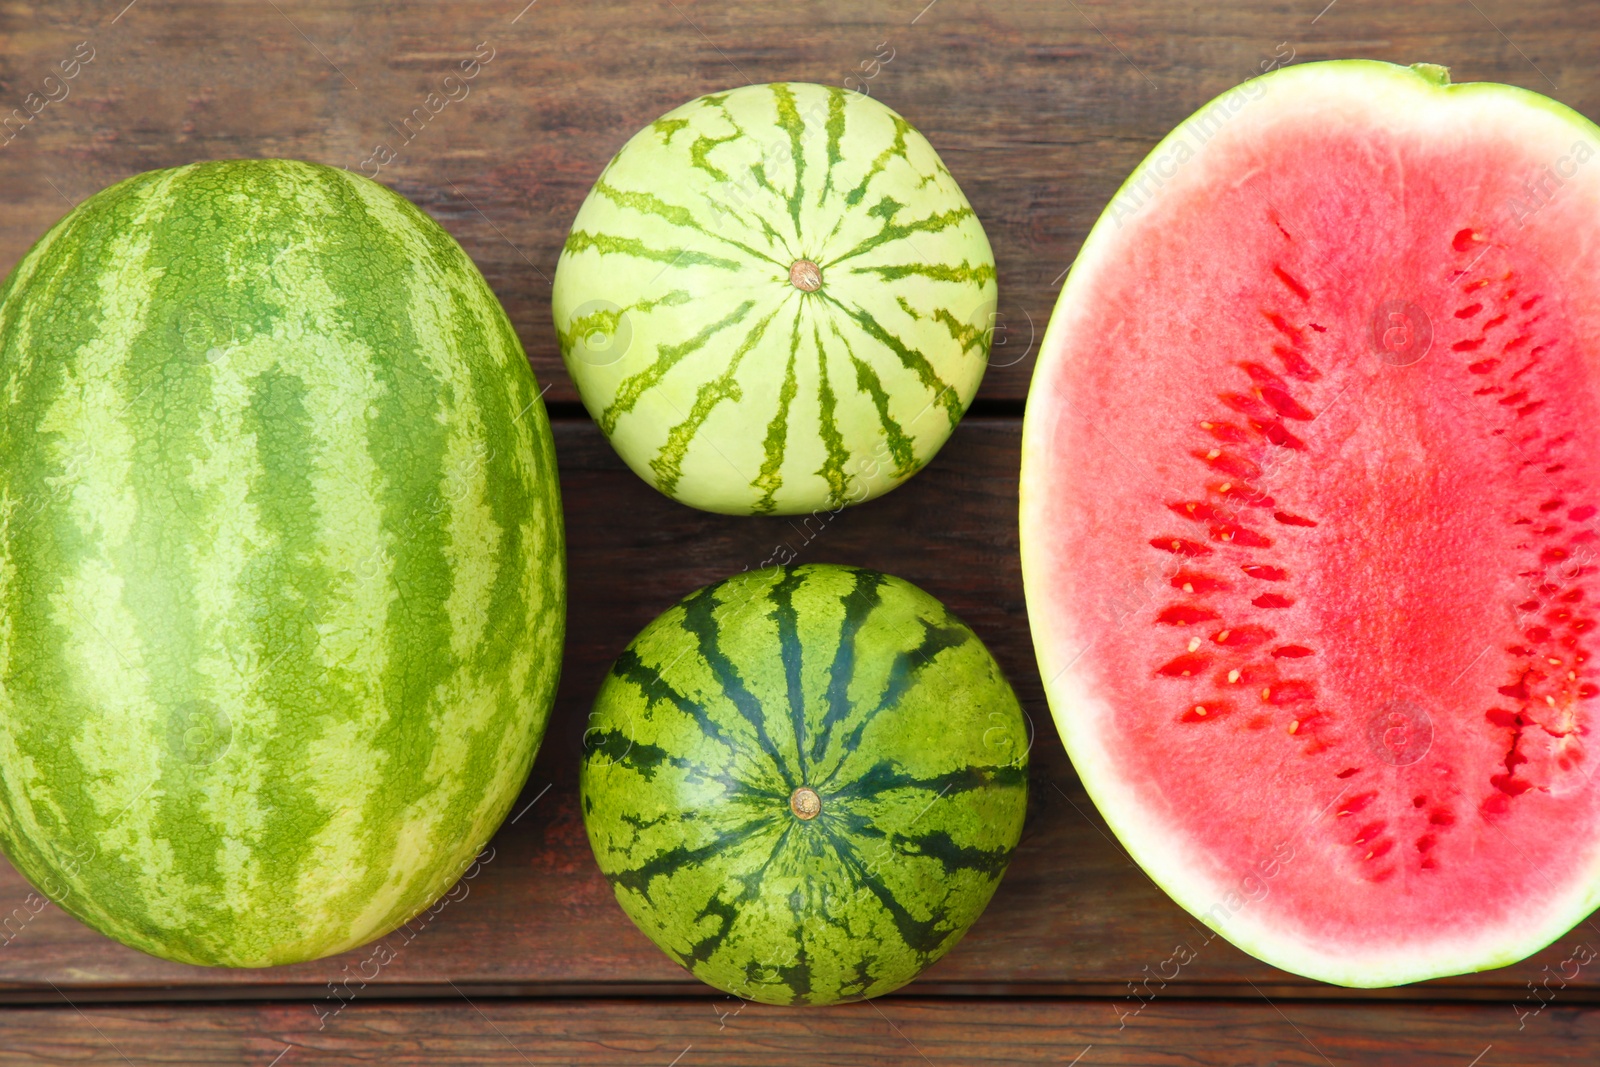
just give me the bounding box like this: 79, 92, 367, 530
580, 564, 1027, 1004
552, 82, 997, 516
1021, 60, 1600, 986
0, 159, 565, 967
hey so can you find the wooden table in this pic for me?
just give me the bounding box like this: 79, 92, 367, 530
3, 1, 1600, 1062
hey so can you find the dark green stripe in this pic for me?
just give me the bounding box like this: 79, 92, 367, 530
895, 829, 1016, 876
812, 569, 887, 765
815, 822, 946, 954
689, 133, 736, 181
831, 323, 917, 478
405, 166, 561, 901
767, 567, 811, 783
843, 115, 912, 208
684, 820, 795, 971
649, 306, 781, 495
812, 324, 850, 509
651, 117, 690, 144
772, 83, 808, 239
562, 230, 743, 272
830, 760, 1028, 802
823, 202, 977, 270
608, 647, 739, 756
601, 300, 756, 435
931, 305, 995, 356
556, 290, 690, 364
849, 260, 997, 286
610, 815, 774, 896
583, 731, 683, 783
748, 160, 781, 201
679, 583, 795, 789
820, 617, 976, 786
825, 294, 964, 426
818, 87, 848, 205
0, 169, 170, 915
751, 310, 803, 515
592, 180, 784, 267
688, 93, 746, 184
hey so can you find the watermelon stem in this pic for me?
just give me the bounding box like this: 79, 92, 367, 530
1409, 62, 1451, 87
789, 259, 823, 292
789, 786, 822, 819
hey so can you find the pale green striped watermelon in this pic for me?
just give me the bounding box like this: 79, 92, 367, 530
580, 564, 1027, 1005
0, 159, 565, 967
553, 82, 997, 516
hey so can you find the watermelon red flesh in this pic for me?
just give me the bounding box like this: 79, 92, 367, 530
1021, 61, 1600, 986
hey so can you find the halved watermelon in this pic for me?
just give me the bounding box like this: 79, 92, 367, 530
1021, 60, 1600, 986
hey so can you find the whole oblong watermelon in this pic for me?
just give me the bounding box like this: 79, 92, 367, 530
553, 82, 997, 516
0, 159, 565, 967
580, 564, 1027, 1005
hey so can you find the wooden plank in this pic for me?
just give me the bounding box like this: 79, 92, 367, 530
5, 0, 1600, 1019
4, 996, 1596, 1065
3, 0, 1600, 403
2, 418, 1598, 1002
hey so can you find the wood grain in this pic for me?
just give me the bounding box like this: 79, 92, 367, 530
3, 0, 1599, 403
2, 420, 1598, 1004
5, 996, 1597, 1065
5, 5, 1600, 1062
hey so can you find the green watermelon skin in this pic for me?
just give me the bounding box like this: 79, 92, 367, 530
580, 564, 1027, 1005
0, 159, 565, 967
553, 82, 997, 516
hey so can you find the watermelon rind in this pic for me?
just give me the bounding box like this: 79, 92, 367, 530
553, 82, 997, 516
0, 159, 565, 967
1021, 60, 1600, 987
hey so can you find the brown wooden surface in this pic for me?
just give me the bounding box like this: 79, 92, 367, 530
8, 998, 1600, 1066
5, 0, 1600, 1062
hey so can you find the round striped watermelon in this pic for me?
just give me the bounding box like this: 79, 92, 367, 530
580, 564, 1027, 1005
0, 159, 565, 967
552, 82, 997, 516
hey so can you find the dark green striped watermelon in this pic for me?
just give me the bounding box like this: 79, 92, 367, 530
580, 564, 1027, 1005
0, 159, 565, 966
553, 82, 997, 516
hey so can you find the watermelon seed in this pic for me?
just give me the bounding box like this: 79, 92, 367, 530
1188, 637, 1202, 652
789, 787, 822, 820
1228, 669, 1240, 683
1271, 265, 1310, 301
